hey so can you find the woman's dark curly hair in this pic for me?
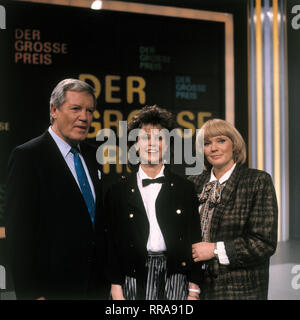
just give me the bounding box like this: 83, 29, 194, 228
128, 105, 175, 132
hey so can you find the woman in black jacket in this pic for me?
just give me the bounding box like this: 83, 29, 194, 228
105, 105, 202, 300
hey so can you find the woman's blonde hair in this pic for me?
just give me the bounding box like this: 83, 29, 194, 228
197, 118, 247, 165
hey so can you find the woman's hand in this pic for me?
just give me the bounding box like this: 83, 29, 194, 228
187, 282, 200, 300
192, 242, 215, 262
111, 284, 126, 300
187, 294, 199, 300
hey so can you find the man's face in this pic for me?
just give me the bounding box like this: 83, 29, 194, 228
50, 90, 94, 146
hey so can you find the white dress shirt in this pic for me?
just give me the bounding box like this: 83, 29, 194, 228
137, 165, 167, 252
200, 163, 236, 265
48, 127, 96, 201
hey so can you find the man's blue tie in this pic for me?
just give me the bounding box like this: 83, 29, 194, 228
71, 147, 95, 225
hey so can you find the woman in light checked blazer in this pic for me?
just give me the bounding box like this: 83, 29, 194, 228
188, 118, 278, 300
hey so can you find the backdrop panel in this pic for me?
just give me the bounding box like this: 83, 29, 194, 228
0, 0, 230, 217
0, 0, 235, 294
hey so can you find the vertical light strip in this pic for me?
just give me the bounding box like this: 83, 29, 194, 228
279, 0, 289, 241
273, 0, 282, 240
225, 18, 235, 125
256, 0, 264, 170
249, 0, 257, 169
249, 0, 288, 241
263, 0, 274, 176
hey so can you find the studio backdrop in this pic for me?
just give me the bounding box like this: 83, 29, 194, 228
0, 0, 249, 294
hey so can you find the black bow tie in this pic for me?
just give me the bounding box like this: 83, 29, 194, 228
142, 176, 166, 187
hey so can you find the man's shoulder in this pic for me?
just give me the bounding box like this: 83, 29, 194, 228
12, 132, 49, 156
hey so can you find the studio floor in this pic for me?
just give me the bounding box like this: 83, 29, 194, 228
268, 240, 300, 300
1, 240, 300, 300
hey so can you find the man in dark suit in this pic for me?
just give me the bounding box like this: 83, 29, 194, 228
5, 78, 109, 300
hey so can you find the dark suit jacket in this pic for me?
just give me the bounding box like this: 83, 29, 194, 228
5, 131, 108, 299
188, 164, 278, 300
104, 167, 202, 288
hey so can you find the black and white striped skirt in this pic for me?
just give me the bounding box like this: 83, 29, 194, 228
122, 252, 188, 300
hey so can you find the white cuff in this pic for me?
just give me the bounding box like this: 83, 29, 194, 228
216, 241, 230, 265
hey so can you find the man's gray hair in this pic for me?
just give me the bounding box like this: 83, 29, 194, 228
49, 78, 96, 124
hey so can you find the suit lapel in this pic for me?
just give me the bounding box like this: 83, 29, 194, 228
42, 131, 80, 188
155, 167, 175, 220
127, 173, 149, 226
125, 173, 150, 247
41, 132, 91, 216
210, 164, 243, 241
